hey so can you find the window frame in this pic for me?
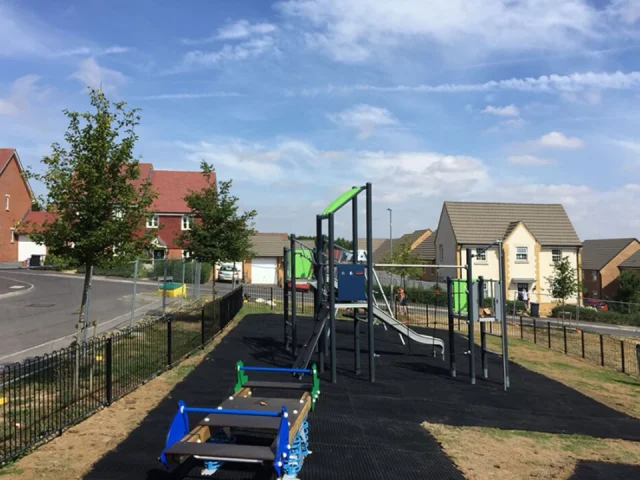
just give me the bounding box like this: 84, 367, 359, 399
181, 215, 192, 231
591, 271, 598, 282
10, 227, 15, 244
515, 246, 528, 262
551, 248, 562, 263
5, 194, 9, 211
475, 248, 487, 262
146, 214, 159, 228
181, 249, 190, 259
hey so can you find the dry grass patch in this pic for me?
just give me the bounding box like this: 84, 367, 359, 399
0, 311, 249, 479
424, 422, 640, 480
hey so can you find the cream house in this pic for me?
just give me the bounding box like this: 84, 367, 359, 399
434, 201, 582, 316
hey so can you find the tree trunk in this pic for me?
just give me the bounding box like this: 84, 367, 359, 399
76, 263, 93, 343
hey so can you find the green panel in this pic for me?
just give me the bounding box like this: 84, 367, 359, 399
288, 249, 313, 279
453, 279, 468, 313
322, 187, 361, 215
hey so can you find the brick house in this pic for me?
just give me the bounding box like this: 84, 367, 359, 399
619, 251, 640, 275
372, 229, 432, 264
414, 230, 437, 281
582, 238, 640, 299
0, 149, 34, 262
435, 201, 582, 316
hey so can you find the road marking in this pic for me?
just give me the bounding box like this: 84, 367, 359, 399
0, 297, 164, 363
4, 270, 158, 286
0, 276, 35, 300
9, 285, 25, 289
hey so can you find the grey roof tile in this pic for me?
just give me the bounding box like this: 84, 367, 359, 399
582, 238, 637, 270
620, 250, 640, 269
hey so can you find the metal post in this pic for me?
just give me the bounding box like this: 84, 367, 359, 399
366, 183, 375, 383
520, 316, 523, 338
466, 249, 475, 385
352, 190, 361, 375
105, 337, 113, 405
162, 259, 168, 315
315, 216, 325, 373
387, 208, 393, 312
547, 321, 552, 349
447, 276, 456, 377
563, 326, 568, 354
581, 330, 585, 358
290, 235, 297, 357
130, 259, 139, 328
283, 247, 289, 351
83, 265, 94, 344
181, 261, 186, 305
498, 241, 509, 389
201, 306, 206, 346
600, 334, 604, 366
621, 341, 626, 373
328, 215, 337, 383
478, 276, 487, 379
167, 316, 172, 367
533, 318, 537, 343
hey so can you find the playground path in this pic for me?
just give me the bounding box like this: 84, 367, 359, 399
83, 314, 640, 479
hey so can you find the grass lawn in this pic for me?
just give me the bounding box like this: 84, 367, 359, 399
424, 334, 640, 480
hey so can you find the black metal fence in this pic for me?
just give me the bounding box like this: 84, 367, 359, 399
0, 286, 244, 464
242, 285, 640, 378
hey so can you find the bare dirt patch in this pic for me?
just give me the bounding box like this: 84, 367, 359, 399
424, 422, 640, 480
0, 314, 245, 479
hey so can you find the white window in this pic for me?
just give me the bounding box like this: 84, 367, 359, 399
592, 271, 598, 282
113, 208, 124, 219
182, 250, 190, 259
181, 215, 192, 230
439, 244, 444, 262
552, 249, 562, 263
146, 215, 159, 228
10, 228, 15, 243
516, 246, 528, 262
5, 195, 9, 211
475, 249, 486, 261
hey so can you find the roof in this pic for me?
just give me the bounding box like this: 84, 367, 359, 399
582, 238, 638, 270
0, 148, 34, 198
415, 230, 437, 261
620, 250, 640, 269
357, 238, 387, 252
443, 202, 581, 246
17, 210, 58, 234
131, 162, 153, 190
373, 229, 431, 263
251, 233, 289, 257
150, 169, 212, 213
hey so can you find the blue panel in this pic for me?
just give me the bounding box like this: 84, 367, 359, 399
336, 264, 367, 302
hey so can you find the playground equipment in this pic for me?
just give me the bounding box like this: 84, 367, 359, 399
160, 362, 320, 479
446, 242, 510, 391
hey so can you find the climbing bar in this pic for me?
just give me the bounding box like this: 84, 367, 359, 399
239, 365, 312, 374
375, 263, 467, 269
183, 406, 283, 418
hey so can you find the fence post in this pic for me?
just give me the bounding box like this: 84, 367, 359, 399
547, 321, 551, 349
581, 330, 585, 358
563, 326, 567, 354
533, 318, 537, 344
201, 307, 205, 347
105, 337, 113, 405
271, 287, 274, 311
130, 259, 139, 328
520, 316, 523, 339
636, 345, 640, 376
620, 340, 625, 374
600, 334, 604, 367
302, 292, 305, 315
167, 317, 173, 367
426, 303, 429, 327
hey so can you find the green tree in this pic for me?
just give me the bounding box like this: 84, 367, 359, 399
177, 161, 257, 298
546, 256, 578, 315
616, 270, 640, 313
381, 242, 423, 288
335, 237, 353, 251
24, 89, 156, 341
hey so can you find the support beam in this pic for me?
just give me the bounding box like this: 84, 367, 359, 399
375, 264, 468, 269
366, 182, 375, 383
447, 276, 456, 378
478, 276, 488, 379
315, 216, 325, 373
466, 248, 476, 385
290, 235, 297, 357
352, 189, 361, 375
328, 214, 337, 383
283, 246, 289, 353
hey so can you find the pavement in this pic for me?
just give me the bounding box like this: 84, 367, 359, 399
0, 270, 234, 365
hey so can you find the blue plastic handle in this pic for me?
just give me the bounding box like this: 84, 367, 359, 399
184, 406, 282, 417
239, 366, 311, 374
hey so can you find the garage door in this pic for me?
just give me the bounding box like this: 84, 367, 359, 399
18, 236, 46, 262
251, 257, 277, 284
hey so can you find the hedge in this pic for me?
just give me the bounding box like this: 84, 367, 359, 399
375, 285, 447, 306
153, 259, 212, 285
551, 305, 640, 327
77, 262, 148, 279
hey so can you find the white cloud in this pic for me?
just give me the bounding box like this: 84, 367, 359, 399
536, 131, 584, 149
136, 92, 242, 100
612, 139, 640, 154
0, 75, 50, 116
51, 45, 130, 58
328, 104, 398, 139
482, 104, 519, 117
607, 0, 640, 25
507, 155, 555, 165
486, 118, 524, 133
180, 37, 278, 69
70, 57, 127, 94
276, 0, 615, 63
181, 20, 277, 45
295, 70, 640, 97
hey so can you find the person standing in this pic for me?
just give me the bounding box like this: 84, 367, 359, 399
396, 287, 409, 316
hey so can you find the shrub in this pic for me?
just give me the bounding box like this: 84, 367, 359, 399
375, 284, 447, 306
483, 297, 527, 312
43, 253, 80, 271
153, 259, 212, 284
77, 261, 147, 278
550, 305, 640, 326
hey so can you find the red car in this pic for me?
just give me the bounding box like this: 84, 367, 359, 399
583, 299, 609, 311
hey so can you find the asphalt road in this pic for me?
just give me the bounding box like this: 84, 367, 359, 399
0, 271, 162, 364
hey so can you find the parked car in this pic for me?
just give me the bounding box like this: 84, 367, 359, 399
218, 265, 242, 283
583, 298, 609, 311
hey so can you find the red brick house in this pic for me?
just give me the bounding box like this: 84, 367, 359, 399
0, 149, 34, 262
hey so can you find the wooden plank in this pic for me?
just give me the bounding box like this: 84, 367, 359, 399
183, 425, 211, 443
288, 392, 311, 444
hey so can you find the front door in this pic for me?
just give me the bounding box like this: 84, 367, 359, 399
153, 248, 166, 261
517, 283, 529, 301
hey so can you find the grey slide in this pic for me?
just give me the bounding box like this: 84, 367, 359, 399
371, 306, 445, 353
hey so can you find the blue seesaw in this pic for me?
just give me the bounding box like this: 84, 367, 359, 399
160, 361, 320, 479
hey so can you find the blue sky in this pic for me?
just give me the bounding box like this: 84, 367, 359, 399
2, 0, 640, 240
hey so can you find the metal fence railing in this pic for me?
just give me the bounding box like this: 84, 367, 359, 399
241, 287, 640, 378
0, 286, 243, 464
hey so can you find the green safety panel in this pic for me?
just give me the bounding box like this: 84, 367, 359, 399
322, 187, 361, 215
452, 279, 468, 313
288, 249, 313, 279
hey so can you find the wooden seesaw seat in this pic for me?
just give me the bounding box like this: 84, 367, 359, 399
160, 362, 320, 479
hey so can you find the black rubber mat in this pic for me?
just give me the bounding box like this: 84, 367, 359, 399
569, 460, 640, 479
84, 314, 640, 480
